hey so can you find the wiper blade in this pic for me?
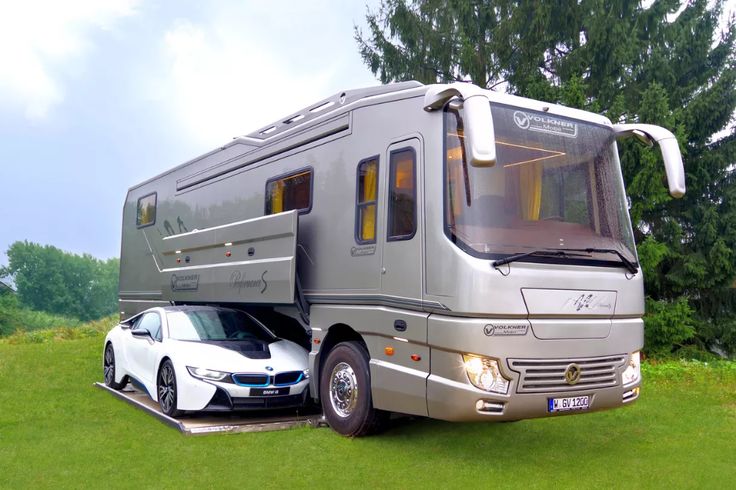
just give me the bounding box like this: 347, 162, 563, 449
565, 248, 639, 274
491, 249, 590, 269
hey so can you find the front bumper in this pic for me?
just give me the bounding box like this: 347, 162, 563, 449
176, 373, 310, 411
427, 372, 640, 422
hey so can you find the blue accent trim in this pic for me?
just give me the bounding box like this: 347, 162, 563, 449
274, 372, 304, 387
231, 374, 270, 387
128, 375, 152, 399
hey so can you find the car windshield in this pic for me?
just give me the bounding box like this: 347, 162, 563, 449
444, 103, 637, 264
166, 309, 275, 342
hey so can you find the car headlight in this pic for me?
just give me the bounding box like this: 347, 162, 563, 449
303, 369, 310, 379
187, 366, 229, 381
462, 354, 510, 394
621, 352, 641, 386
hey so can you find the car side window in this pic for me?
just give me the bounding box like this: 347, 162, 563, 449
138, 312, 162, 342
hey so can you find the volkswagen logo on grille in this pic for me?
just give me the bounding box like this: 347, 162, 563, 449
564, 363, 582, 385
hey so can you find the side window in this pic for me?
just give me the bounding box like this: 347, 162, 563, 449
387, 148, 416, 240
265, 168, 313, 215
355, 157, 379, 244
136, 193, 157, 228
137, 312, 162, 342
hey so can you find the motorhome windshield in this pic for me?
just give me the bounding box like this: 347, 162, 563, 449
444, 103, 636, 266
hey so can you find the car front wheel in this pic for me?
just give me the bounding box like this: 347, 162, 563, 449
103, 343, 127, 390
320, 341, 388, 436
157, 359, 184, 418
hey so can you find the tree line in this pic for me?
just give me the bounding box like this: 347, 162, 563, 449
356, 0, 736, 356
0, 241, 119, 324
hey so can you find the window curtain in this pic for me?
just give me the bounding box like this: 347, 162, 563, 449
519, 163, 542, 220
361, 162, 377, 240
271, 181, 284, 213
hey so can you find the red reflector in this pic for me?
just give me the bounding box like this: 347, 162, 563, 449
313, 338, 321, 345
225, 251, 232, 257
411, 354, 421, 362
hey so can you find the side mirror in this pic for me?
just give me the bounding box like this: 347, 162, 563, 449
424, 83, 496, 167
613, 123, 686, 198
131, 328, 151, 339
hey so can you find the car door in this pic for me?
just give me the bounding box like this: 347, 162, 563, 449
125, 311, 163, 387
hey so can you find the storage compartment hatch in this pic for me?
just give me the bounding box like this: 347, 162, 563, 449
159, 210, 298, 305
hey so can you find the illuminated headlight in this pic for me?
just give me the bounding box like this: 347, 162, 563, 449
463, 354, 510, 394
303, 369, 310, 379
187, 366, 229, 381
621, 352, 641, 386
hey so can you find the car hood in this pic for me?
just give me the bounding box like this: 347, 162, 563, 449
165, 338, 308, 373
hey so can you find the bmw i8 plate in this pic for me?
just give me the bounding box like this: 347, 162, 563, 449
548, 395, 590, 412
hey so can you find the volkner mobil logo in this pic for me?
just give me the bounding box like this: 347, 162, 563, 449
170, 273, 199, 291
513, 111, 531, 129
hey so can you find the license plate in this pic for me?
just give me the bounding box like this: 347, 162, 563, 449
250, 387, 289, 396
548, 395, 590, 412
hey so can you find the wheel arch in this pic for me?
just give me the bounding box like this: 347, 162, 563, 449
314, 323, 367, 399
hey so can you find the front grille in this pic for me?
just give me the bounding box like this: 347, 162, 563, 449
232, 373, 269, 386
274, 371, 303, 386
508, 355, 626, 393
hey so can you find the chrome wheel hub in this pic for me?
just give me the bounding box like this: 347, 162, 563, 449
329, 362, 358, 418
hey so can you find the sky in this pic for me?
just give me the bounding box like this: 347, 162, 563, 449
0, 0, 379, 266
0, 0, 734, 268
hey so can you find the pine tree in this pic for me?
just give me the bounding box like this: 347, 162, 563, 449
356, 0, 736, 355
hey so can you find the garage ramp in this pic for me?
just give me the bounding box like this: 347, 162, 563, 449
95, 382, 325, 435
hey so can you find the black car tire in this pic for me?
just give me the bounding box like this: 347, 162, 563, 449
103, 343, 128, 390
157, 359, 184, 418
320, 341, 388, 437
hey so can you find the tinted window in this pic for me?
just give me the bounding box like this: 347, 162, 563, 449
167, 309, 275, 342
137, 312, 162, 341
136, 193, 157, 228
356, 157, 379, 243
387, 149, 416, 240
265, 169, 312, 215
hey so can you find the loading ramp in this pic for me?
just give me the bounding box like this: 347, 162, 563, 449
95, 382, 325, 435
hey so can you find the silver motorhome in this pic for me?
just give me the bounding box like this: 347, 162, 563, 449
119, 81, 685, 435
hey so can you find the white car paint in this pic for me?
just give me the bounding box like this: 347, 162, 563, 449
103, 306, 310, 412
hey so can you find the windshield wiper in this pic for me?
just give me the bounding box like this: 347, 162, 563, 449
491, 249, 590, 269
560, 248, 639, 274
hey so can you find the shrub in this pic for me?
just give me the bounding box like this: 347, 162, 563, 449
644, 297, 696, 356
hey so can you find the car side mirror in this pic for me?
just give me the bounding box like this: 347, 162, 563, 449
131, 328, 151, 339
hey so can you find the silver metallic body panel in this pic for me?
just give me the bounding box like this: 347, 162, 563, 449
120, 81, 649, 422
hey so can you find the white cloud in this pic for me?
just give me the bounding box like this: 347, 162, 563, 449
0, 0, 140, 120
156, 3, 377, 148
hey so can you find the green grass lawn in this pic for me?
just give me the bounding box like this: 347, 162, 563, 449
1, 337, 734, 489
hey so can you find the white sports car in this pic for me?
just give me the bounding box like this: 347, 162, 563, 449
102, 305, 310, 417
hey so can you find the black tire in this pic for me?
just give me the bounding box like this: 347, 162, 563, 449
157, 359, 184, 418
320, 341, 388, 437
103, 343, 127, 390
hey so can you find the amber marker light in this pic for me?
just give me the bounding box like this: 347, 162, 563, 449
384, 346, 394, 356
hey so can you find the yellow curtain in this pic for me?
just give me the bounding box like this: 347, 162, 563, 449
271, 181, 284, 213
519, 163, 542, 220
361, 161, 377, 241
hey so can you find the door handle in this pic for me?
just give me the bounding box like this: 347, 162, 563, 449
394, 320, 407, 332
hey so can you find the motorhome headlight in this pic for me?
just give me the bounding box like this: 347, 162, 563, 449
187, 366, 229, 381
621, 352, 641, 386
462, 354, 510, 394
